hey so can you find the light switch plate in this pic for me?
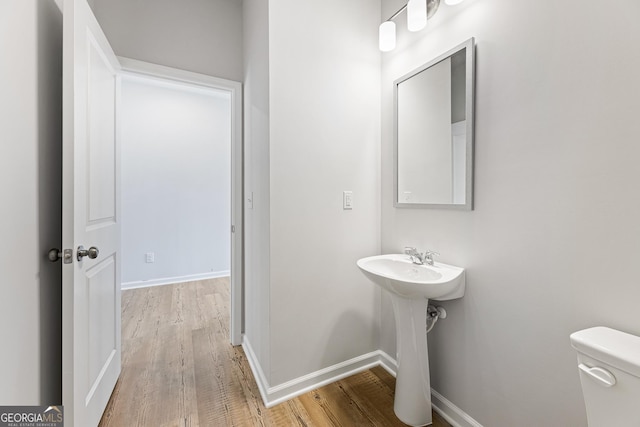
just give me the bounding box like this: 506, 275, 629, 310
145, 252, 155, 263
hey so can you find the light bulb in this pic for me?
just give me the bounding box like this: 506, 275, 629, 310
407, 0, 427, 32
379, 21, 396, 52
445, 0, 465, 5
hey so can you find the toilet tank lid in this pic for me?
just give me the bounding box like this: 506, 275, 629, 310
570, 326, 640, 378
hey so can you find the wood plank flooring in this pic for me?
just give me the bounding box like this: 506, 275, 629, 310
99, 279, 451, 427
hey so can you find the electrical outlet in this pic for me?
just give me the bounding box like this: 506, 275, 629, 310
343, 191, 353, 210
145, 252, 155, 263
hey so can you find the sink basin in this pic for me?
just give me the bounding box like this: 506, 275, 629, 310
357, 253, 466, 426
356, 254, 465, 300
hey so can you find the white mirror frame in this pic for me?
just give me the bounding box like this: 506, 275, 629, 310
393, 37, 475, 210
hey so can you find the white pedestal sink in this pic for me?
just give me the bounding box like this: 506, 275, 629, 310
357, 254, 465, 426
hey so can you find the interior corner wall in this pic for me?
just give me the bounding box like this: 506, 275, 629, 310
242, 0, 272, 382
92, 0, 243, 82
267, 0, 382, 386
0, 0, 63, 405
381, 0, 640, 425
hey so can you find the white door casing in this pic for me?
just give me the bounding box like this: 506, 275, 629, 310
117, 57, 244, 346
62, 0, 121, 426
229, 73, 243, 347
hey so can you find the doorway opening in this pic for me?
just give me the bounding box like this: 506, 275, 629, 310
117, 58, 242, 344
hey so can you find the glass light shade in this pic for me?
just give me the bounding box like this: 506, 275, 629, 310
445, 0, 465, 5
379, 21, 396, 52
407, 0, 427, 32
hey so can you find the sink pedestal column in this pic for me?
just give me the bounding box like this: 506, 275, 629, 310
390, 294, 432, 426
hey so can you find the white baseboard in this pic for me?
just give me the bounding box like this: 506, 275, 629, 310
431, 389, 484, 427
243, 338, 395, 408
121, 271, 230, 290
241, 337, 272, 406
243, 344, 482, 427
264, 352, 384, 407
241, 341, 483, 426
377, 350, 398, 377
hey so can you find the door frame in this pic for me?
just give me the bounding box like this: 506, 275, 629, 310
118, 57, 243, 345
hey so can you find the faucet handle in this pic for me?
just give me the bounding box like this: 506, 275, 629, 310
404, 247, 420, 263
423, 250, 440, 265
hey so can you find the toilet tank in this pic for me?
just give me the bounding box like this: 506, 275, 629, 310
570, 326, 640, 427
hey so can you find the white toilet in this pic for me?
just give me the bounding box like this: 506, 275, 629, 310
570, 326, 640, 426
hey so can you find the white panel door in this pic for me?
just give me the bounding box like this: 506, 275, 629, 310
62, 0, 121, 426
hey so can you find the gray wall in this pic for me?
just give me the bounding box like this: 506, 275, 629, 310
242, 0, 382, 387
381, 0, 640, 425
119, 76, 232, 287
92, 0, 243, 82
267, 0, 381, 386
242, 0, 272, 378
0, 0, 63, 405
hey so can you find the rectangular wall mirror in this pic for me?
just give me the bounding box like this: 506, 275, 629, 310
394, 38, 475, 209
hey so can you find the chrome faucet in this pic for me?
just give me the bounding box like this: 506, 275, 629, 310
404, 247, 440, 266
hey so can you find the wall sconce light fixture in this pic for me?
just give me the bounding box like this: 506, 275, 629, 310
379, 0, 465, 52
